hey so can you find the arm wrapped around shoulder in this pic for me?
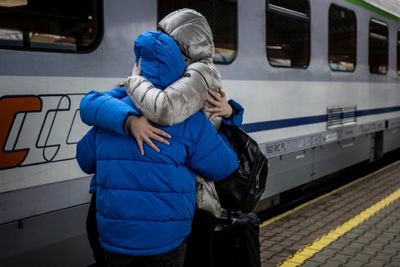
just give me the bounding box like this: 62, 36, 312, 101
80, 87, 140, 135
124, 62, 222, 126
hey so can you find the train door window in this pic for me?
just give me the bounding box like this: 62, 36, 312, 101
397, 29, 400, 75
158, 0, 237, 64
266, 0, 310, 68
328, 4, 356, 72
369, 19, 388, 74
0, 0, 102, 52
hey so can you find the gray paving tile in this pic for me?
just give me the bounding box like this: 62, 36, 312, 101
368, 241, 387, 249
330, 254, 352, 263
342, 260, 365, 267
260, 250, 276, 260
367, 259, 388, 266
374, 252, 392, 261
352, 253, 373, 262
321, 260, 343, 267
307, 254, 330, 264
380, 247, 399, 256
268, 244, 286, 252
356, 237, 374, 245
346, 242, 366, 250
267, 255, 287, 265
318, 248, 338, 257
360, 247, 381, 256
261, 261, 277, 267
301, 260, 323, 267
388, 241, 400, 249
329, 242, 347, 251
339, 247, 358, 257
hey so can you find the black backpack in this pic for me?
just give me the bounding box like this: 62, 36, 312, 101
215, 122, 269, 213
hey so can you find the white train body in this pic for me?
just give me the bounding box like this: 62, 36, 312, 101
0, 0, 399, 265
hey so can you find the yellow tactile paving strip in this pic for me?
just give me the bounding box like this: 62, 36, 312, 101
279, 188, 400, 266
259, 160, 400, 266
261, 161, 400, 228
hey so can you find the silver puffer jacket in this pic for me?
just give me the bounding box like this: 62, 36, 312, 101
124, 8, 222, 126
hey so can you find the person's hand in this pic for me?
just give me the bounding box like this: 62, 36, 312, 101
204, 89, 233, 120
125, 115, 171, 155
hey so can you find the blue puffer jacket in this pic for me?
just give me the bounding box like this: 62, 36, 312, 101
77, 103, 238, 256
76, 32, 238, 256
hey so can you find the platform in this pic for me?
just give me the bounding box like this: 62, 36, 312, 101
259, 160, 400, 267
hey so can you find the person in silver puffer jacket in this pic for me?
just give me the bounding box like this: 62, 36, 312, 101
125, 8, 225, 126
123, 10, 244, 267
80, 8, 244, 267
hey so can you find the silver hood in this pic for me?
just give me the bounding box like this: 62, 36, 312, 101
124, 9, 222, 126
158, 8, 215, 63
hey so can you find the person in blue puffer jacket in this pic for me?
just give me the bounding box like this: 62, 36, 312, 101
76, 31, 238, 267
80, 10, 245, 267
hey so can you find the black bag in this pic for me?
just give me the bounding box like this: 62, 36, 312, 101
216, 122, 269, 213
213, 211, 261, 267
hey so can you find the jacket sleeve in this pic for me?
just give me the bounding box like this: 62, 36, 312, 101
222, 99, 244, 127
80, 87, 141, 135
188, 113, 238, 181
125, 62, 220, 126
76, 127, 97, 174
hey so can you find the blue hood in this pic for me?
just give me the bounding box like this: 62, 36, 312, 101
134, 31, 185, 89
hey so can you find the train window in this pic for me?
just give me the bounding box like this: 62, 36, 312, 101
266, 0, 310, 68
369, 19, 388, 74
158, 0, 237, 64
397, 29, 400, 76
328, 5, 356, 72
0, 0, 102, 53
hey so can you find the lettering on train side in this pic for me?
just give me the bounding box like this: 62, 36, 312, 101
0, 94, 88, 170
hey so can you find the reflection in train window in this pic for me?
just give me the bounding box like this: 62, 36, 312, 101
266, 0, 310, 68
0, 0, 102, 52
397, 29, 400, 76
369, 19, 388, 74
328, 5, 356, 72
158, 0, 237, 64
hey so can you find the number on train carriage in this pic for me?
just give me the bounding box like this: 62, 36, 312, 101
328, 4, 357, 72
0, 0, 103, 52
158, 0, 238, 64
266, 0, 310, 68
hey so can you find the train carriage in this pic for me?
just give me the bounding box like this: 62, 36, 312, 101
0, 0, 399, 266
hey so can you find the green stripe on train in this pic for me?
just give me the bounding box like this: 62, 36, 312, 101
345, 0, 400, 22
